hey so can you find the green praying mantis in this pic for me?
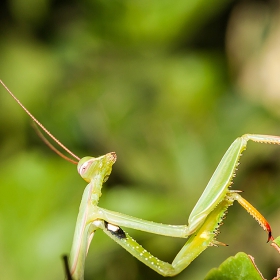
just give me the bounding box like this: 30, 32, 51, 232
0, 80, 278, 279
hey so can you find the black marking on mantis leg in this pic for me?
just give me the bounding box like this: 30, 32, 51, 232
104, 221, 126, 239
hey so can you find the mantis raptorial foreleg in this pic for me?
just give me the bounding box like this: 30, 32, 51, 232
96, 199, 233, 276
0, 81, 277, 279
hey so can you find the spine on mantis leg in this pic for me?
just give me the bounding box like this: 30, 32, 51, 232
171, 198, 234, 274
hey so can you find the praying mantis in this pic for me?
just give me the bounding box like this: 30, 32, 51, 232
0, 80, 278, 279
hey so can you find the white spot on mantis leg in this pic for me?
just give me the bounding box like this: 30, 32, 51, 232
107, 223, 119, 232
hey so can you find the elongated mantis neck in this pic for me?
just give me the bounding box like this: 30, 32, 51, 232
0, 80, 80, 164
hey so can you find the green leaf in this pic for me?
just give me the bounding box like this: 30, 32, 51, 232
271, 236, 280, 254
205, 252, 264, 280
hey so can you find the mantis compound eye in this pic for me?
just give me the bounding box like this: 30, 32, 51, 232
78, 159, 92, 176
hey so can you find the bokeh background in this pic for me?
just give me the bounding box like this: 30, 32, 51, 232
1, 0, 280, 279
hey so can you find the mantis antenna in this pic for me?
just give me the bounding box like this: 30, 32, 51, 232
32, 122, 79, 164
0, 80, 80, 164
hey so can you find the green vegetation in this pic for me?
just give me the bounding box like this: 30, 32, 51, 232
0, 1, 279, 279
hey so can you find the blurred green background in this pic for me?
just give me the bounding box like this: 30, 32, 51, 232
1, 0, 280, 279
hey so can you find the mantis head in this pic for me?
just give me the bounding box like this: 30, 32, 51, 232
77, 152, 117, 183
